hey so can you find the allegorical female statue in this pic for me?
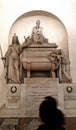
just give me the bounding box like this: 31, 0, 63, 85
2, 33, 21, 83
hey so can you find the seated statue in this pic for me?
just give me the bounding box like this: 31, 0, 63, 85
31, 20, 48, 44
21, 20, 48, 48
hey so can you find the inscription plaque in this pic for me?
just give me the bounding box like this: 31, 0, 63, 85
25, 82, 57, 117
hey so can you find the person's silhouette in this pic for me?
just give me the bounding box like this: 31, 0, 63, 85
36, 96, 65, 130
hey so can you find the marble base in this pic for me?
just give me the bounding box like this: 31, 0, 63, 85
0, 78, 76, 117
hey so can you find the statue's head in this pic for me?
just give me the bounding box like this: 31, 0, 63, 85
12, 33, 20, 44
36, 20, 40, 27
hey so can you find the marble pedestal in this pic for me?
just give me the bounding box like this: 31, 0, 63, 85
0, 78, 76, 117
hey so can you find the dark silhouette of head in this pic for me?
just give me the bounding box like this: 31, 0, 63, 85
39, 96, 65, 129
44, 96, 57, 107
39, 97, 57, 126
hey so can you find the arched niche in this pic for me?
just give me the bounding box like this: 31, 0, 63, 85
9, 10, 69, 57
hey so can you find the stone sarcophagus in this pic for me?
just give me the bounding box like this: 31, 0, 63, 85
21, 43, 59, 78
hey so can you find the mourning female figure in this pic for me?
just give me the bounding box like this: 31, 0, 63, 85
3, 33, 21, 83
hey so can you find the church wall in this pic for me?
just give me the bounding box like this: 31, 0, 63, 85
0, 1, 76, 128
